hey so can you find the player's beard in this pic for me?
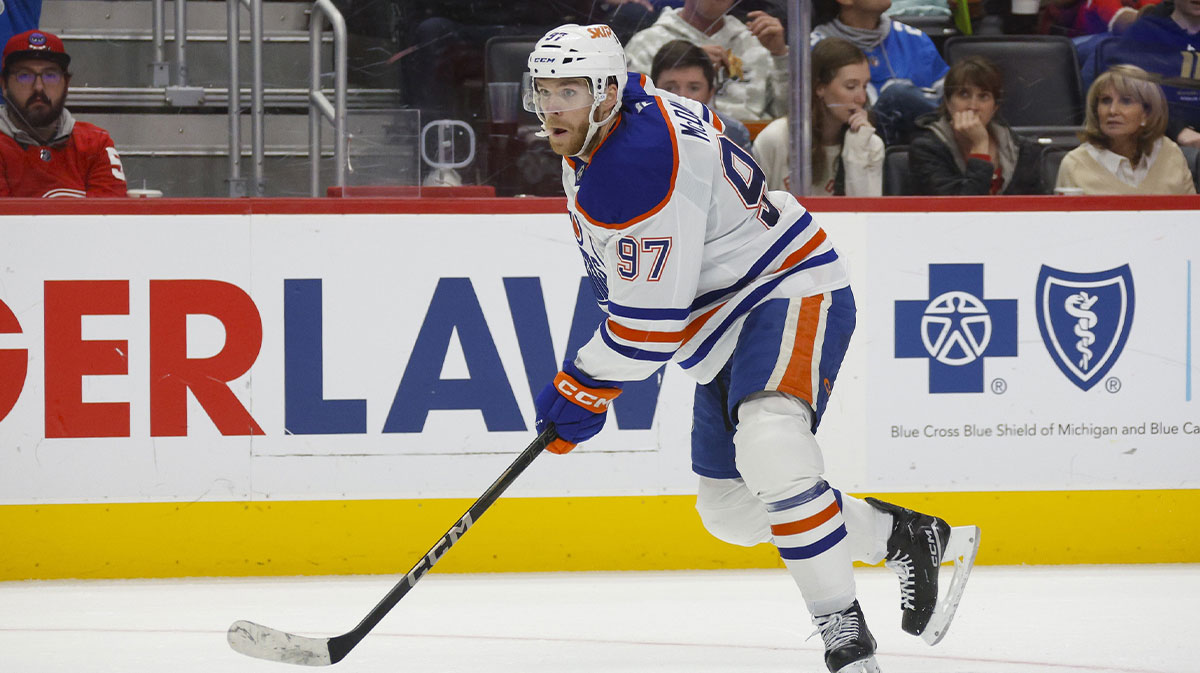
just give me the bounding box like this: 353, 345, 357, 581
17, 92, 65, 130
546, 115, 590, 157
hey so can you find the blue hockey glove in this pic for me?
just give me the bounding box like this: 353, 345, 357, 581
534, 361, 622, 454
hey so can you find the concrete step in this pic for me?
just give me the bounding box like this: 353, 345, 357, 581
42, 0, 347, 89
86, 109, 423, 197
41, 0, 312, 35
120, 154, 421, 197
67, 86, 403, 110
60, 35, 329, 89
86, 109, 417, 152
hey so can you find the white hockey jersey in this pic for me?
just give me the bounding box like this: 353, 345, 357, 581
565, 74, 850, 385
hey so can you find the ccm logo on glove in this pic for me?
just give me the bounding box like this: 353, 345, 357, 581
534, 362, 623, 455
555, 372, 618, 411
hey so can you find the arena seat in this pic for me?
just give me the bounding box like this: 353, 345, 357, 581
944, 36, 1084, 134
1039, 144, 1074, 191
883, 145, 915, 196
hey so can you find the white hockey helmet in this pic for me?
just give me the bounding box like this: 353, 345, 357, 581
523, 24, 628, 155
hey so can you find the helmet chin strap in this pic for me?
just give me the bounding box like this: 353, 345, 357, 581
571, 102, 618, 159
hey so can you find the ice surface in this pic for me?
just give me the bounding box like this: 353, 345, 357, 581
1, 564, 1194, 672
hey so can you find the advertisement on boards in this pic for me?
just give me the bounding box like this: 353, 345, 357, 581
858, 211, 1199, 492
0, 208, 1197, 507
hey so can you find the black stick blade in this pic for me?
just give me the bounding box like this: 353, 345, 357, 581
227, 620, 334, 666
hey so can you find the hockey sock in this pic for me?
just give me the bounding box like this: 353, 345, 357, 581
840, 494, 892, 565
733, 392, 856, 615
766, 480, 856, 615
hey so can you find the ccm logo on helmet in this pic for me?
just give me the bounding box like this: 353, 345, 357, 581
556, 379, 614, 411
532, 57, 557, 63
588, 26, 614, 39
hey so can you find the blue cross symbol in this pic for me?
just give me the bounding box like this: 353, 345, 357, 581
895, 263, 1018, 393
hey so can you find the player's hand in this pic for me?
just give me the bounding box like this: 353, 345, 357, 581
951, 109, 990, 155
747, 11, 787, 56
534, 362, 622, 455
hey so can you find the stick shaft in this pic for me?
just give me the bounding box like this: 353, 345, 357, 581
326, 428, 555, 663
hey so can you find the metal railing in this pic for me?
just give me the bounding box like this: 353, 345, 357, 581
151, 0, 205, 105
308, 0, 348, 197
151, 0, 263, 195
227, 0, 265, 196
151, 0, 168, 85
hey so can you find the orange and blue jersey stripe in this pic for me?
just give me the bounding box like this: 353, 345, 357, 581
596, 212, 839, 370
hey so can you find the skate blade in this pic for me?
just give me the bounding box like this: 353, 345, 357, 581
835, 656, 881, 673
921, 525, 981, 646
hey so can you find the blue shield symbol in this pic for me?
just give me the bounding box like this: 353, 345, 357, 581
1036, 265, 1135, 391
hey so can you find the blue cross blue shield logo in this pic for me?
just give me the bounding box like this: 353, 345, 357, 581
1035, 265, 1135, 391
896, 264, 1018, 393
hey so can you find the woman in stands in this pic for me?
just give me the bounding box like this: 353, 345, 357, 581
909, 56, 1046, 195
753, 37, 883, 195
1055, 64, 1196, 195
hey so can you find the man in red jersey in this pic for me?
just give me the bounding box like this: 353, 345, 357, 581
0, 29, 126, 197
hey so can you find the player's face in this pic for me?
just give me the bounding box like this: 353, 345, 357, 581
657, 65, 714, 104
3, 59, 69, 128
946, 84, 997, 128
1095, 85, 1146, 143
817, 61, 870, 124
533, 78, 622, 158
534, 78, 594, 156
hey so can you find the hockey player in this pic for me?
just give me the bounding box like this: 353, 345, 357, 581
0, 29, 127, 197
524, 24, 980, 673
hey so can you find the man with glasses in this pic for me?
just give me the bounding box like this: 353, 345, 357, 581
0, 29, 127, 197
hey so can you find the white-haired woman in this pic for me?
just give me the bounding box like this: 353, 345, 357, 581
1056, 64, 1195, 195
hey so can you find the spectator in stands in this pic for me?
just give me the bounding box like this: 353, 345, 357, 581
605, 0, 686, 41
0, 30, 127, 197
1055, 65, 1195, 194
1110, 0, 1200, 150
1042, 0, 1162, 36
754, 37, 884, 195
625, 0, 790, 121
909, 56, 1045, 195
0, 0, 40, 53
650, 39, 753, 152
811, 0, 949, 146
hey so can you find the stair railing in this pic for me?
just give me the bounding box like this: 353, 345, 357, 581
226, 0, 265, 196
308, 0, 347, 197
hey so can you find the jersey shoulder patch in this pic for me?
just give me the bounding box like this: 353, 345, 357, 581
574, 76, 679, 229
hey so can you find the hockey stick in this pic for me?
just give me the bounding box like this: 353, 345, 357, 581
227, 427, 557, 666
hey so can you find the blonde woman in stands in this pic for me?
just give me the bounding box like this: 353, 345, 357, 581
1056, 64, 1195, 195
754, 37, 882, 195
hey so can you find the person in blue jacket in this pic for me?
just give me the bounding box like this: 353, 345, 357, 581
1085, 0, 1200, 150
0, 0, 41, 60
812, 0, 948, 146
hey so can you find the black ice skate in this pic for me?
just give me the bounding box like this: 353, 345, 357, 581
866, 497, 981, 645
810, 600, 880, 673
